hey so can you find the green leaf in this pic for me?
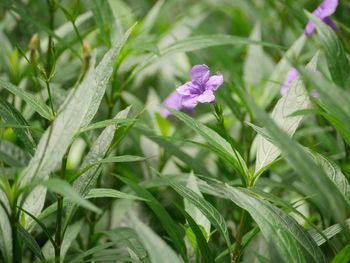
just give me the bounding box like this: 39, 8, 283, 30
130, 212, 184, 263
40, 178, 101, 213
17, 224, 45, 261
0, 79, 53, 120
254, 53, 318, 175
97, 155, 148, 164
169, 109, 248, 182
0, 140, 30, 167
168, 179, 231, 250
243, 22, 274, 93
331, 244, 350, 263
0, 199, 12, 263
42, 219, 83, 262
307, 12, 349, 88
118, 176, 187, 261
207, 183, 326, 263
89, 0, 114, 46
140, 0, 165, 34
78, 155, 149, 176
20, 25, 135, 224
126, 34, 284, 87
78, 118, 133, 133
74, 106, 131, 197
300, 69, 350, 146
258, 35, 306, 108
137, 124, 213, 177
177, 205, 215, 263
0, 97, 36, 154
240, 85, 349, 221
86, 188, 147, 201
102, 227, 149, 262
310, 218, 350, 246
184, 173, 210, 240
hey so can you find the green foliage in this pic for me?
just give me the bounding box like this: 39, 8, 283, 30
0, 0, 349, 262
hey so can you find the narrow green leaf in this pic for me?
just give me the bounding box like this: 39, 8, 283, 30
184, 173, 210, 240
130, 212, 184, 263
86, 188, 147, 201
168, 179, 231, 250
0, 79, 53, 120
103, 227, 149, 262
137, 124, 213, 177
331, 244, 350, 263
140, 0, 164, 33
0, 140, 30, 167
97, 155, 148, 164
126, 34, 284, 86
258, 35, 306, 108
240, 85, 349, 221
78, 118, 132, 133
0, 97, 36, 154
310, 218, 350, 246
254, 53, 318, 175
177, 205, 215, 263
20, 25, 135, 224
17, 224, 45, 261
169, 109, 248, 181
118, 176, 187, 261
208, 183, 326, 263
300, 69, 350, 145
0, 198, 12, 263
89, 0, 114, 46
307, 12, 349, 87
74, 106, 131, 197
243, 22, 274, 93
40, 178, 101, 214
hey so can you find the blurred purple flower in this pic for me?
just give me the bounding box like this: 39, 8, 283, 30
305, 0, 339, 36
280, 68, 299, 96
160, 91, 193, 118
280, 68, 318, 98
176, 64, 224, 108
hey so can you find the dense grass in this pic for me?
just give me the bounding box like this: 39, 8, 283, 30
0, 0, 349, 262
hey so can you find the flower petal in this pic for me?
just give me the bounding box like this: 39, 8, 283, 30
205, 72, 224, 91
181, 95, 199, 108
317, 0, 338, 18
190, 64, 210, 84
285, 68, 299, 84
280, 68, 299, 96
305, 0, 339, 36
177, 82, 194, 96
161, 91, 183, 117
322, 17, 339, 32
305, 21, 316, 36
196, 90, 215, 103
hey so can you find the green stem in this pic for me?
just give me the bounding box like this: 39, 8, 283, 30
46, 0, 55, 75
45, 0, 56, 117
11, 196, 21, 263
231, 210, 248, 263
55, 150, 68, 263
45, 80, 55, 116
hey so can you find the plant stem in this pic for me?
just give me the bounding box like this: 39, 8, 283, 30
231, 209, 248, 263
46, 0, 55, 75
45, 0, 56, 117
45, 80, 55, 116
55, 150, 68, 263
11, 197, 21, 263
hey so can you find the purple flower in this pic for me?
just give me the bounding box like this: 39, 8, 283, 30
160, 91, 193, 118
280, 68, 318, 98
281, 68, 299, 96
176, 64, 224, 108
305, 0, 339, 36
